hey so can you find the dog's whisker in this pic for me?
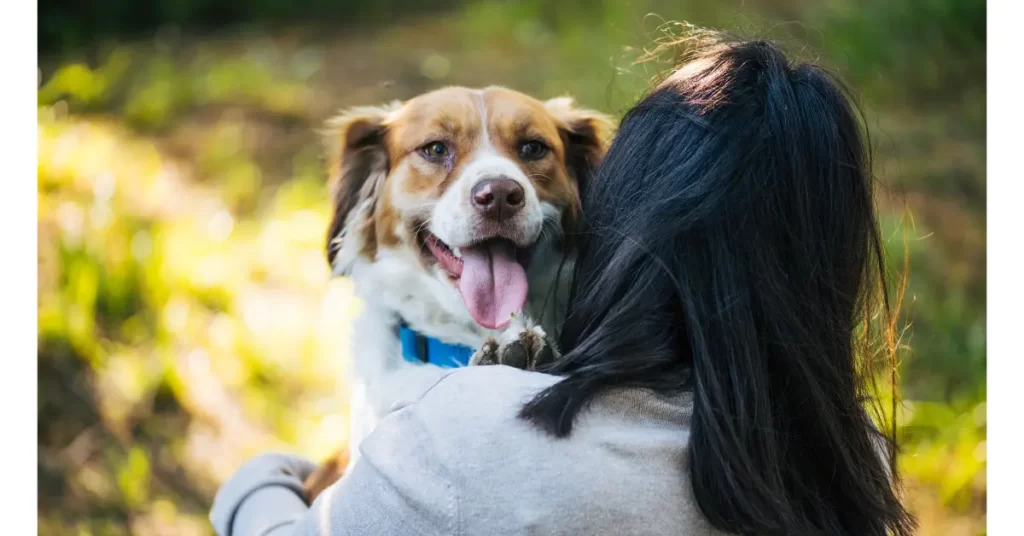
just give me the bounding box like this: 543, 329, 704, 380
542, 216, 564, 237
412, 218, 434, 234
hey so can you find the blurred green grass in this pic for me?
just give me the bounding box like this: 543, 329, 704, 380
37, 0, 985, 534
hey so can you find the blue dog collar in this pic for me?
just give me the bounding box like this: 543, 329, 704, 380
399, 324, 474, 368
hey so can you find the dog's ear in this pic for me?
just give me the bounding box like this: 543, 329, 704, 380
544, 96, 615, 191
324, 102, 401, 275
545, 97, 614, 239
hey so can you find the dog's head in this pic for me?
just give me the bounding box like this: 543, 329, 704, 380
325, 86, 612, 331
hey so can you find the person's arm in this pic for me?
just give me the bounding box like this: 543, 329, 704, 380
210, 400, 457, 536
208, 452, 314, 536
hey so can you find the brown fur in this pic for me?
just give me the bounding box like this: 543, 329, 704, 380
324, 103, 401, 268
301, 446, 351, 504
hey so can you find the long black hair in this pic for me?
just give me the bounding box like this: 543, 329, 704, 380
520, 36, 915, 536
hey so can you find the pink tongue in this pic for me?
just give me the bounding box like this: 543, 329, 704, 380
458, 241, 528, 329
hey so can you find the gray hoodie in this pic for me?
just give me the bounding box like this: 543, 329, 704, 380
210, 365, 726, 536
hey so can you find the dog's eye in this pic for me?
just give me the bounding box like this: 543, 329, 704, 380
518, 140, 548, 161
420, 141, 449, 161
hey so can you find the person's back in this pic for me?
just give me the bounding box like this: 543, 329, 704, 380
306, 366, 724, 535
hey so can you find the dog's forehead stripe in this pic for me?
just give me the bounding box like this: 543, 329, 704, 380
475, 89, 491, 150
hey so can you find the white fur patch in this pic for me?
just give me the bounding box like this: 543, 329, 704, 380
476, 90, 491, 149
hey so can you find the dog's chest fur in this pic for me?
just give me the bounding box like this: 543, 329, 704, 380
345, 239, 567, 405
340, 243, 566, 475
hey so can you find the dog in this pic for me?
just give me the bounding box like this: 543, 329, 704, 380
302, 86, 612, 500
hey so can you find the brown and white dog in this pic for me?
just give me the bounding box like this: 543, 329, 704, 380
305, 86, 612, 499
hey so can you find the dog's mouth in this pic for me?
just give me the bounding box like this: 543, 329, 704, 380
421, 231, 534, 330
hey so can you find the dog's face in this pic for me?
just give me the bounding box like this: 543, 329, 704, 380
326, 86, 611, 331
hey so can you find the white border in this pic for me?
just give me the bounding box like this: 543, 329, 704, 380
2, 1, 39, 533
987, 0, 1020, 534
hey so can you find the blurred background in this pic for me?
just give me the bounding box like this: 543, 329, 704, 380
37, 0, 986, 534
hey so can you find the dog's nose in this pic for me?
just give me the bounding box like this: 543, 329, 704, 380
471, 178, 525, 221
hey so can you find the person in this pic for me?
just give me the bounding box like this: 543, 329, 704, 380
210, 35, 915, 536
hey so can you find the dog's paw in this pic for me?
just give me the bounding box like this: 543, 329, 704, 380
471, 314, 558, 370
470, 338, 501, 366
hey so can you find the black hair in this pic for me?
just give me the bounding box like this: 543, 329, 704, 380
519, 37, 915, 536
